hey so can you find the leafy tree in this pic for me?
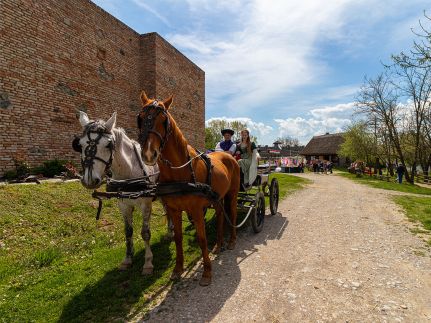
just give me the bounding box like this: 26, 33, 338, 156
338, 122, 375, 164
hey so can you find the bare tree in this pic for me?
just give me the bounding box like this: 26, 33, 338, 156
356, 73, 413, 182
276, 136, 300, 147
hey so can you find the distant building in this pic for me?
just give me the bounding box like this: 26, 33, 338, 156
258, 141, 305, 158
300, 133, 346, 165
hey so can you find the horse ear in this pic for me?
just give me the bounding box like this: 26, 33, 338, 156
163, 95, 173, 110
105, 112, 117, 132
79, 111, 90, 127
140, 91, 151, 106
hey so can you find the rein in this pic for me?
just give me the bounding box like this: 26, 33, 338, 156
169, 151, 205, 169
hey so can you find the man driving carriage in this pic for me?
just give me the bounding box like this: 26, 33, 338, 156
214, 128, 236, 155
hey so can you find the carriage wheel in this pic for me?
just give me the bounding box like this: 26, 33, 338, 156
269, 178, 279, 215
251, 192, 265, 233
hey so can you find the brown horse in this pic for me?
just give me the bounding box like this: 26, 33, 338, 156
137, 91, 240, 286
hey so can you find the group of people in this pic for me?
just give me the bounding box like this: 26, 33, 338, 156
310, 160, 333, 174
213, 128, 258, 189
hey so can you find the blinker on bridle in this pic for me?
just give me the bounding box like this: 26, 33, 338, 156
72, 123, 114, 177
137, 100, 171, 152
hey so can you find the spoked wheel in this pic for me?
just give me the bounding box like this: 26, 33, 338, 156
269, 178, 279, 215
251, 192, 265, 233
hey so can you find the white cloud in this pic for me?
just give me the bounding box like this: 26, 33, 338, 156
166, 0, 430, 116
310, 102, 356, 119
168, 0, 350, 114
275, 102, 355, 144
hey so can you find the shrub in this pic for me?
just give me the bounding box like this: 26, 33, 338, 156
4, 170, 17, 181
39, 159, 67, 178
14, 160, 31, 178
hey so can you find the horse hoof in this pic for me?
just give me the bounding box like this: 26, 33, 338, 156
199, 276, 211, 286
170, 271, 182, 281
118, 262, 132, 271
227, 241, 236, 250
142, 267, 153, 275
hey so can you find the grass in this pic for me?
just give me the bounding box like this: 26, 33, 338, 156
393, 195, 431, 246
336, 169, 431, 195
0, 173, 307, 322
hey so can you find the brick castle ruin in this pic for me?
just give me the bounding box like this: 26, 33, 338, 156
0, 0, 205, 176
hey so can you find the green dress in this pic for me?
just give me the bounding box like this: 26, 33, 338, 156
236, 142, 257, 184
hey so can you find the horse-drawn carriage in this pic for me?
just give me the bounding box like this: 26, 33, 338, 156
73, 91, 281, 286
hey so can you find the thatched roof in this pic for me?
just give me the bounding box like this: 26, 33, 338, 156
300, 133, 345, 155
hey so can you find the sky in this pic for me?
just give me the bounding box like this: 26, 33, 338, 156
93, 0, 431, 145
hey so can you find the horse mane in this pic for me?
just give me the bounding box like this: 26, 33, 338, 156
168, 112, 189, 151
112, 127, 141, 150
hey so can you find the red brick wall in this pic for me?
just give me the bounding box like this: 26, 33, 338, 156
152, 33, 205, 149
0, 0, 204, 176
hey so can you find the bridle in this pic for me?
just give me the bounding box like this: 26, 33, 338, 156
72, 122, 115, 178
137, 100, 171, 153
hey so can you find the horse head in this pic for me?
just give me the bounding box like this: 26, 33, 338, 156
73, 111, 116, 189
137, 91, 173, 166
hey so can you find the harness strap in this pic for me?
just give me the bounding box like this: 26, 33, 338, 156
195, 149, 212, 187
156, 182, 219, 202
189, 155, 197, 183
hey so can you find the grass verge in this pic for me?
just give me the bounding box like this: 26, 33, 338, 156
336, 170, 431, 195
392, 195, 431, 246
0, 173, 308, 322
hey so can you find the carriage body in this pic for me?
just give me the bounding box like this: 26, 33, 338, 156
237, 163, 279, 233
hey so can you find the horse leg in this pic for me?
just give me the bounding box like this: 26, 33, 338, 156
212, 202, 224, 254
140, 198, 154, 275
161, 199, 174, 240
191, 211, 212, 286
118, 202, 134, 270
226, 193, 238, 250
169, 208, 184, 280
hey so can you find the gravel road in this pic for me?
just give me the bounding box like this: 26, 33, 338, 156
139, 173, 431, 322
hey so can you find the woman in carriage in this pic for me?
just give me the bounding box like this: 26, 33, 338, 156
235, 129, 259, 189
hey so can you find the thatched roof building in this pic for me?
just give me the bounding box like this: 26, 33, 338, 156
300, 133, 346, 165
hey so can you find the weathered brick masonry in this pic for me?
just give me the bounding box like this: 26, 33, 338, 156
0, 0, 205, 176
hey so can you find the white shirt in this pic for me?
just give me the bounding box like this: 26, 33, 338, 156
215, 141, 236, 155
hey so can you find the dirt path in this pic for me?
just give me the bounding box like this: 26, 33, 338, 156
139, 173, 431, 322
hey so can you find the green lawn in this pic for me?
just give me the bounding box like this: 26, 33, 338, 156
337, 170, 431, 195
393, 195, 431, 246
0, 173, 307, 322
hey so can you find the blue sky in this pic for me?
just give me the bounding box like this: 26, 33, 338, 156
93, 0, 431, 144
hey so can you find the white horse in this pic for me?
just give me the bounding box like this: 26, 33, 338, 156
74, 111, 164, 274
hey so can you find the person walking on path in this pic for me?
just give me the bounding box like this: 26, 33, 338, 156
396, 164, 405, 184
